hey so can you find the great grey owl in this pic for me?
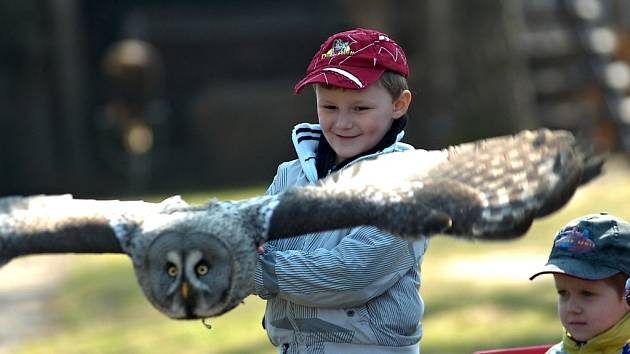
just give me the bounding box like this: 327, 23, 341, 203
0, 129, 603, 320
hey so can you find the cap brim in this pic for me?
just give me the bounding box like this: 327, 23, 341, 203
529, 257, 620, 280
294, 66, 385, 94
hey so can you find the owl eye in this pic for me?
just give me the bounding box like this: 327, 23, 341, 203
195, 262, 210, 276
166, 263, 178, 277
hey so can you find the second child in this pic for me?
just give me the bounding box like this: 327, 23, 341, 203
530, 213, 630, 354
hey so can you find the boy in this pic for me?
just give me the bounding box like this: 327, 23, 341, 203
530, 213, 630, 354
254, 28, 428, 353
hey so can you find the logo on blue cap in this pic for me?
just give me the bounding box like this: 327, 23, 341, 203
554, 226, 596, 253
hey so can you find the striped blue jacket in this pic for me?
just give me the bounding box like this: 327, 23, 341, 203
255, 123, 429, 354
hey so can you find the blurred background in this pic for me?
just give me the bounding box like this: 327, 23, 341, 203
2, 0, 630, 197
2, 0, 630, 353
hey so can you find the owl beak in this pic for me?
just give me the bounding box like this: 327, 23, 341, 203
181, 281, 190, 300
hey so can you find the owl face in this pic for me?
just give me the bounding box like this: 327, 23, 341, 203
137, 230, 237, 319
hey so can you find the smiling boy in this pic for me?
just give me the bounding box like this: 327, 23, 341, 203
314, 78, 411, 165
255, 28, 428, 353
530, 213, 630, 354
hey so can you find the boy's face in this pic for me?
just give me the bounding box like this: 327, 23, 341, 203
315, 83, 410, 163
553, 274, 629, 342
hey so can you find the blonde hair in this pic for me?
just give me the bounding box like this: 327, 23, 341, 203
378, 71, 409, 100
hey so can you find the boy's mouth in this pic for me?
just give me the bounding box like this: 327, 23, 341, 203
568, 321, 587, 327
336, 134, 359, 139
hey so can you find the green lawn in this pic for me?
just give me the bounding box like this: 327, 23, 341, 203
16, 157, 630, 354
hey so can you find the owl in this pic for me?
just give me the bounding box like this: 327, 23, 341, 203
0, 129, 603, 320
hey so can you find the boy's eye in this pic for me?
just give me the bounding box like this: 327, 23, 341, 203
354, 106, 370, 111
580, 290, 595, 297
557, 290, 568, 298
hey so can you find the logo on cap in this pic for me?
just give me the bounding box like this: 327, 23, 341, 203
554, 226, 596, 253
321, 39, 354, 59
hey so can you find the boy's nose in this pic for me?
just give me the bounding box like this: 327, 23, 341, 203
566, 298, 582, 314
334, 112, 353, 129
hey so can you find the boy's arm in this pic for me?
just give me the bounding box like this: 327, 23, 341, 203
255, 226, 427, 308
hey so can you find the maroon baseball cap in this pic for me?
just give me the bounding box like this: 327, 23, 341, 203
294, 28, 409, 94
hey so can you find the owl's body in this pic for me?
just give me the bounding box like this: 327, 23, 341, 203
0, 129, 604, 319
123, 199, 271, 318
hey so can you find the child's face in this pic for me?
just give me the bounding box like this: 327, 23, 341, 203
315, 83, 410, 163
553, 274, 629, 342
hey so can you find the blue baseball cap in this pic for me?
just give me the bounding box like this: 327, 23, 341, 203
530, 213, 630, 280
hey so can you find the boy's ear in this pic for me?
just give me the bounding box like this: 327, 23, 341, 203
392, 90, 412, 119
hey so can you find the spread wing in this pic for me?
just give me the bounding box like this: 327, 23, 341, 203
0, 195, 188, 267
0, 129, 605, 268
264, 129, 605, 241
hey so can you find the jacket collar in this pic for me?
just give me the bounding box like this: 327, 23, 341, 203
291, 122, 408, 183
562, 312, 630, 354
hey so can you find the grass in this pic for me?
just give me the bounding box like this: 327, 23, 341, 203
15, 156, 630, 354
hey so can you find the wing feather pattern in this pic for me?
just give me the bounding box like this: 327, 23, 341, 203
0, 195, 187, 267
266, 129, 604, 241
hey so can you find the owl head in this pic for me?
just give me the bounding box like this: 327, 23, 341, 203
126, 201, 262, 319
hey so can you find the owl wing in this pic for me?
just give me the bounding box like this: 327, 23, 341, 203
0, 129, 604, 266
263, 129, 604, 241
0, 194, 188, 267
